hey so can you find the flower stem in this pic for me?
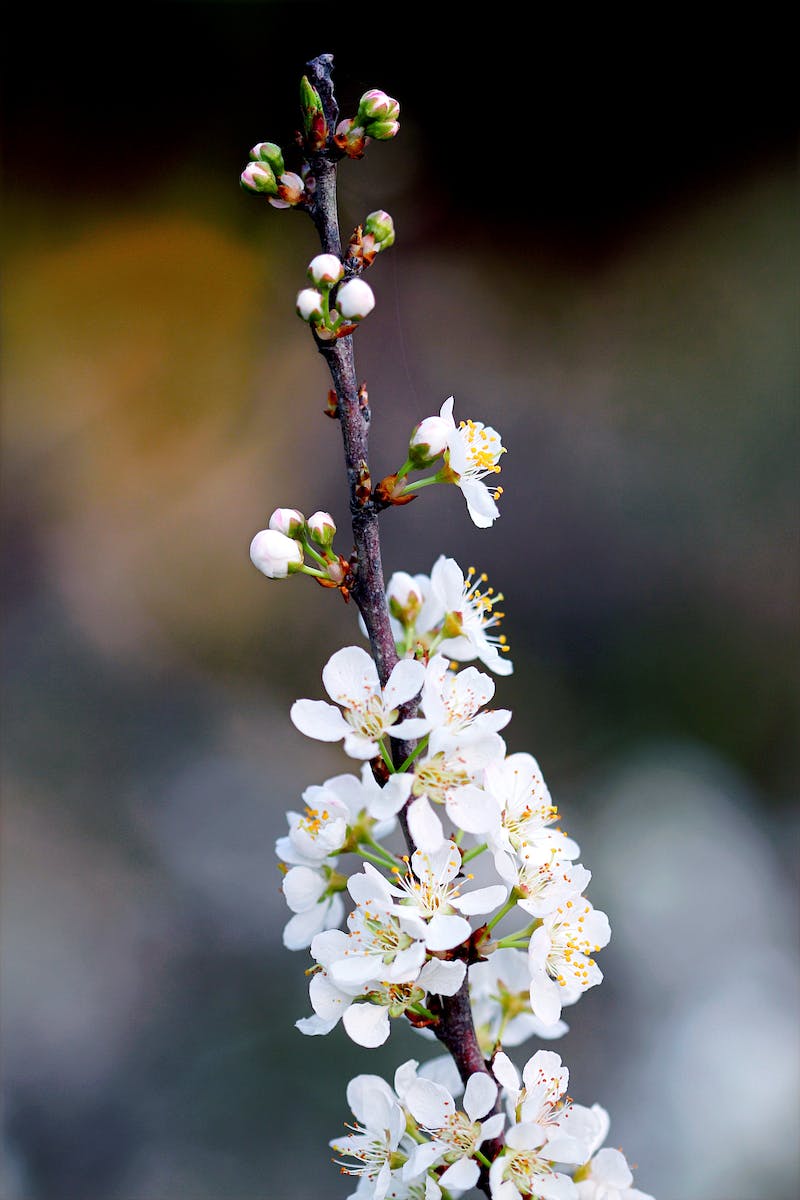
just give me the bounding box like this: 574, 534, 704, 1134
401, 475, 440, 494
475, 1149, 492, 1169
378, 739, 396, 774
397, 735, 428, 772
409, 1002, 438, 1022
461, 841, 487, 864
362, 833, 402, 865
486, 893, 518, 932
358, 847, 398, 871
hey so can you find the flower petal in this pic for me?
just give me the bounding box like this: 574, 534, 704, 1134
424, 912, 472, 951
407, 795, 445, 852
383, 657, 426, 710
463, 1071, 498, 1121
322, 645, 379, 707
342, 1002, 391, 1047
290, 699, 349, 742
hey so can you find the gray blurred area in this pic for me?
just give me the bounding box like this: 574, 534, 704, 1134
2, 6, 798, 1199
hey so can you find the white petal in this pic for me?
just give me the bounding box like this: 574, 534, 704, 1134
424, 912, 472, 951
439, 395, 455, 424
460, 478, 500, 527
405, 1078, 454, 1128
418, 1053, 464, 1096
322, 645, 380, 706
309, 970, 349, 1020
346, 1073, 399, 1127
290, 698, 349, 741
403, 1141, 443, 1180
407, 795, 445, 851
343, 1002, 391, 1047
295, 1014, 338, 1036
383, 657, 426, 710
343, 731, 380, 760
492, 1051, 520, 1094
419, 957, 466, 997
439, 1158, 480, 1190
389, 717, 430, 739
283, 905, 329, 950
446, 784, 502, 835
454, 884, 509, 916
367, 771, 413, 819
530, 972, 564, 1025
463, 1071, 498, 1120
282, 865, 326, 912
481, 1112, 506, 1140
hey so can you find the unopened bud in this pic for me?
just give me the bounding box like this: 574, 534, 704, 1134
268, 508, 305, 537
296, 288, 324, 322
365, 119, 400, 141
308, 254, 344, 286
387, 572, 424, 624
300, 75, 327, 149
409, 415, 450, 467
337, 278, 375, 321
307, 510, 336, 546
364, 210, 395, 251
250, 529, 303, 579
249, 142, 285, 177
240, 161, 278, 195
357, 89, 400, 125
269, 171, 305, 209
334, 118, 368, 159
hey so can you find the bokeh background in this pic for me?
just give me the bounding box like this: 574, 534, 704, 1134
2, 5, 798, 1198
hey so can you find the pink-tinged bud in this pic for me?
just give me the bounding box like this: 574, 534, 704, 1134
249, 142, 285, 176
365, 119, 400, 140
268, 171, 305, 209
357, 89, 400, 125
308, 254, 344, 286
334, 119, 368, 159
364, 210, 395, 250
240, 161, 278, 195
337, 278, 375, 321
268, 508, 305, 537
307, 510, 336, 546
249, 529, 303, 579
296, 288, 324, 321
409, 415, 450, 467
387, 572, 423, 624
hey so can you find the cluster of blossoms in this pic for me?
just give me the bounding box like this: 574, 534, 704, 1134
246, 55, 651, 1200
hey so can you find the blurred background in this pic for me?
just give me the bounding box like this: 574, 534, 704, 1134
2, 4, 798, 1198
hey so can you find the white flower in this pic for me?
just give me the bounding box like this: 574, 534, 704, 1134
268, 506, 305, 536
423, 556, 513, 675
469, 949, 569, 1050
280, 865, 344, 950
407, 733, 506, 851
528, 900, 611, 1024
290, 645, 427, 759
308, 253, 344, 285
326, 882, 428, 990
510, 857, 592, 918
331, 1073, 407, 1200
484, 753, 579, 871
249, 528, 303, 578
437, 396, 506, 528
403, 1071, 505, 1192
385, 842, 508, 949
575, 1148, 655, 1200
416, 655, 511, 749
338, 278, 376, 320
296, 287, 324, 321
493, 1050, 601, 1165
488, 1121, 579, 1200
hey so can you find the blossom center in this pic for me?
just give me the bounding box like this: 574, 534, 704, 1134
412, 752, 469, 802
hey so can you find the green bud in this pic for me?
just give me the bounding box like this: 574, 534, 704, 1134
365, 118, 400, 140
364, 209, 395, 250
249, 141, 285, 177
300, 74, 324, 135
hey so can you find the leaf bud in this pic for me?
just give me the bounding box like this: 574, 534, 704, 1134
240, 161, 278, 195
300, 75, 327, 149
249, 529, 303, 579
364, 210, 395, 251
409, 415, 450, 467
308, 253, 344, 286
357, 89, 400, 125
296, 288, 324, 322
307, 510, 336, 547
336, 278, 375, 321
249, 141, 285, 177
268, 508, 305, 537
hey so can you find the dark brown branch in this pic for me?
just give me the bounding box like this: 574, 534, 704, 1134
303, 53, 497, 1196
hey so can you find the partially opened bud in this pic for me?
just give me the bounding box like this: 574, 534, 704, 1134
334, 119, 367, 159
357, 89, 400, 125
249, 142, 285, 177
409, 415, 450, 467
387, 572, 423, 624
268, 508, 305, 537
365, 119, 400, 141
296, 288, 324, 322
337, 278, 375, 321
364, 210, 395, 251
307, 510, 336, 547
269, 171, 305, 209
250, 529, 303, 579
308, 254, 344, 286
240, 161, 278, 195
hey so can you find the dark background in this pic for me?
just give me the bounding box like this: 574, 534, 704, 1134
3, 4, 798, 1198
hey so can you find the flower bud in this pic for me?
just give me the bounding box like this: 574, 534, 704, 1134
334, 119, 367, 159
409, 415, 450, 467
249, 141, 285, 177
250, 529, 303, 579
336, 278, 375, 321
308, 254, 344, 286
240, 161, 278, 195
387, 572, 423, 624
357, 89, 400, 125
300, 75, 327, 149
296, 288, 324, 322
268, 508, 305, 537
269, 171, 305, 209
364, 210, 395, 251
307, 510, 336, 546
364, 119, 400, 140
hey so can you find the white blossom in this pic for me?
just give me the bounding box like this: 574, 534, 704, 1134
249, 528, 303, 578
422, 556, 513, 675
331, 1073, 408, 1200
575, 1148, 655, 1200
484, 753, 579, 872
280, 865, 345, 950
437, 396, 506, 528
290, 645, 427, 759
469, 949, 569, 1050
407, 733, 506, 851
528, 900, 611, 1025
403, 1071, 505, 1192
488, 1121, 579, 1200
338, 278, 376, 320
416, 654, 511, 749
385, 842, 508, 949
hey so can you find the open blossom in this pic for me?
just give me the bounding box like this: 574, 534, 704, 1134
575, 1148, 655, 1200
331, 1073, 408, 1200
290, 645, 427, 759
422, 556, 513, 675
402, 1071, 505, 1192
484, 753, 579, 873
407, 731, 506, 851
469, 949, 569, 1051
528, 899, 611, 1024
493, 1050, 607, 1165
416, 654, 511, 749
488, 1121, 580, 1200
280, 864, 344, 950
437, 396, 506, 528
510, 857, 592, 917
